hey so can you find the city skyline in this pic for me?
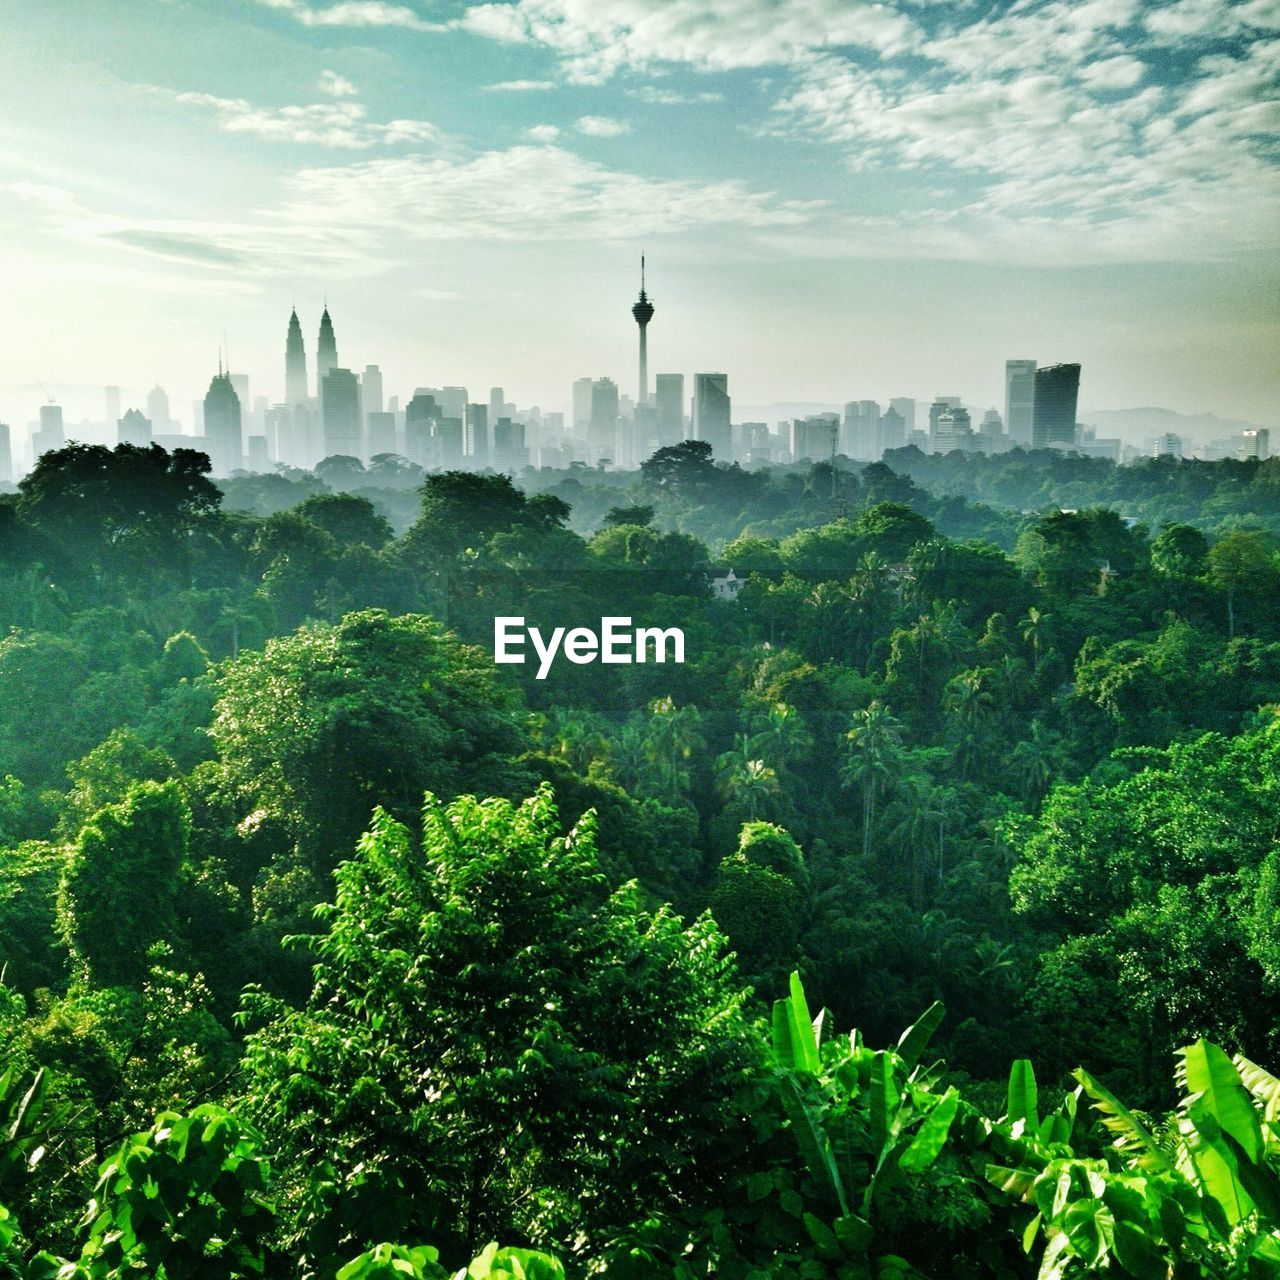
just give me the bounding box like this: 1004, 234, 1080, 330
1, 0, 1277, 429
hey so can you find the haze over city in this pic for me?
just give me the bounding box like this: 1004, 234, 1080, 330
2, 0, 1277, 431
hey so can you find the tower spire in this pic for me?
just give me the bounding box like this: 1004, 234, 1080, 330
631, 255, 655, 408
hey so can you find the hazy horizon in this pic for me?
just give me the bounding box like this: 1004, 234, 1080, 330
2, 0, 1277, 429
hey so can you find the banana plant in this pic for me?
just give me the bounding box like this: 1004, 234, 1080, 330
987, 1039, 1280, 1278
769, 971, 963, 1277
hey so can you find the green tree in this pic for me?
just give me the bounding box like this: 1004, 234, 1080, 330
57, 782, 189, 988
240, 787, 752, 1270
209, 610, 526, 870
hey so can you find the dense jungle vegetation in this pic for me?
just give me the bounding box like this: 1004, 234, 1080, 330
2, 438, 1280, 1278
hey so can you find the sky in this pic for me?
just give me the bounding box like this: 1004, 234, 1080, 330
1, 0, 1277, 431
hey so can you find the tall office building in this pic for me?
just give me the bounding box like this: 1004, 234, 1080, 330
361, 364, 383, 417
880, 405, 906, 452
1242, 427, 1271, 460
203, 369, 242, 475
928, 396, 961, 451
367, 411, 396, 457
889, 397, 916, 432
36, 404, 65, 458
655, 373, 684, 447
572, 378, 594, 436
0, 423, 10, 483
316, 307, 338, 396
933, 406, 973, 453
404, 392, 439, 467
693, 373, 731, 460
1154, 432, 1182, 458
791, 414, 838, 462
105, 386, 120, 429
1031, 363, 1081, 449
589, 378, 619, 462
147, 385, 172, 432
489, 387, 506, 424
321, 367, 361, 459
286, 310, 308, 406
842, 400, 881, 459
436, 417, 464, 468
438, 386, 468, 422
118, 408, 151, 446
465, 403, 490, 466
493, 418, 528, 471
632, 256, 655, 406
1005, 360, 1037, 446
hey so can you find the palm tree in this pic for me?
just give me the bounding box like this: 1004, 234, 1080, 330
840, 700, 905, 857
1020, 606, 1051, 675
1010, 719, 1060, 805
716, 739, 780, 821
644, 696, 704, 802
884, 770, 947, 907
748, 701, 812, 774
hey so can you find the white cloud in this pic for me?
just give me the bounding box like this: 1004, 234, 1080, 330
627, 85, 724, 105
575, 114, 630, 136
1078, 55, 1145, 90
277, 145, 822, 240
158, 87, 441, 148
485, 79, 558, 90
525, 123, 561, 141
256, 0, 440, 29
454, 0, 919, 82
319, 69, 359, 97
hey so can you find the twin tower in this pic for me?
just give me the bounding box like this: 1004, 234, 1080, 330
285, 306, 337, 407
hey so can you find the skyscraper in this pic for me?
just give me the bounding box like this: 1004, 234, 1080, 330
118, 408, 151, 446
466, 403, 490, 466
316, 307, 338, 397
203, 368, 242, 475
889, 397, 916, 432
933, 406, 973, 453
1005, 360, 1037, 446
147, 384, 172, 431
286, 309, 308, 406
589, 378, 619, 462
1242, 427, 1271, 460
632, 256, 655, 407
655, 373, 684, 447
1031, 363, 1081, 449
105, 386, 120, 429
0, 423, 10, 484
321, 367, 361, 459
404, 391, 440, 467
362, 365, 383, 417
693, 373, 731, 460
572, 378, 594, 436
842, 400, 881, 459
